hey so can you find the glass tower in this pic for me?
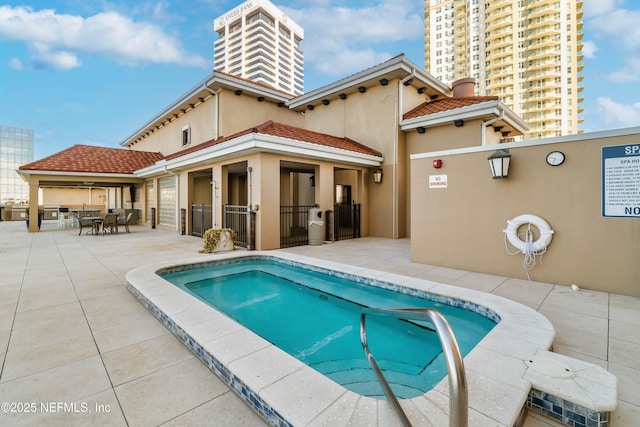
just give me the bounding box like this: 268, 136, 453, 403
0, 125, 34, 204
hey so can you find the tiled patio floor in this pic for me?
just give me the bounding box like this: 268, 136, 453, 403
0, 220, 637, 426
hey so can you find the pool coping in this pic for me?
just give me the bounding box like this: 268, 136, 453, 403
126, 250, 557, 426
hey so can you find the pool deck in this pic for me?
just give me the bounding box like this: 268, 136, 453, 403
0, 220, 638, 426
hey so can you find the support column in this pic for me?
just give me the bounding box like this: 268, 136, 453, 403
27, 180, 39, 232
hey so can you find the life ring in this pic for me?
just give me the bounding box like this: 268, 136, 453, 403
503, 214, 554, 253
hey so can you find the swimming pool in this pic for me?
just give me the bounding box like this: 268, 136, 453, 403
126, 251, 555, 426
160, 258, 496, 399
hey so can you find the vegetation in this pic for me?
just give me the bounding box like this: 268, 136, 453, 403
200, 228, 236, 253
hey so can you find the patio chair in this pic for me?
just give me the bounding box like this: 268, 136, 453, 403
77, 214, 95, 235
118, 212, 135, 233
101, 213, 119, 235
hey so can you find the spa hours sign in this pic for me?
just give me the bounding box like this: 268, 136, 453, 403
602, 144, 640, 217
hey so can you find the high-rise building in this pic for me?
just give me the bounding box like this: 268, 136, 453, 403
424, 0, 584, 139
0, 125, 33, 204
214, 0, 304, 95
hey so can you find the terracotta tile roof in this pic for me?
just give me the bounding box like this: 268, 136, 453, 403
165, 121, 382, 160
19, 144, 164, 174
403, 96, 499, 120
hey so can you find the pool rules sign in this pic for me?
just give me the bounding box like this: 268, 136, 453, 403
602, 143, 640, 218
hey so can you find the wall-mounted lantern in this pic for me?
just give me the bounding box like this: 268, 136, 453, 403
488, 149, 511, 179
373, 168, 383, 184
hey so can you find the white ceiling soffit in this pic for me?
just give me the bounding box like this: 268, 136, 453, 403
288, 56, 451, 109
401, 100, 530, 134
119, 72, 293, 147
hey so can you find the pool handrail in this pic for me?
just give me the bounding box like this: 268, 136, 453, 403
360, 307, 468, 427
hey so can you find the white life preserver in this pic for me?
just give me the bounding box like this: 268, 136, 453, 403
503, 214, 554, 253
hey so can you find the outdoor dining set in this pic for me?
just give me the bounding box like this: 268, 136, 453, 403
76, 212, 134, 236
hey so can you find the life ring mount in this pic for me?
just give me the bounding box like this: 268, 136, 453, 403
503, 214, 554, 253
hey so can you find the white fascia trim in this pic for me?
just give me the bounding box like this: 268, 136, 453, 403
288, 56, 450, 108
410, 126, 640, 160
401, 100, 530, 133
18, 170, 136, 178
120, 72, 293, 147
136, 135, 383, 177
119, 73, 215, 146
17, 170, 137, 179
214, 73, 293, 100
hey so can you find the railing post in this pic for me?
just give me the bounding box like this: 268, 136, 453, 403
360, 308, 468, 427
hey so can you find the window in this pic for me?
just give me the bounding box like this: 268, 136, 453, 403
182, 126, 190, 147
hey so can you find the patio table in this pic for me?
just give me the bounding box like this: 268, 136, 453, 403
83, 216, 104, 235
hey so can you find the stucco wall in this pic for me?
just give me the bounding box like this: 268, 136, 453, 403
129, 89, 304, 156
302, 81, 416, 238
410, 131, 640, 296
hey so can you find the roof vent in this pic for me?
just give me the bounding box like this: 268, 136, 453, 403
451, 78, 476, 97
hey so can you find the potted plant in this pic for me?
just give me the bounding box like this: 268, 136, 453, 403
25, 206, 43, 230
200, 228, 236, 253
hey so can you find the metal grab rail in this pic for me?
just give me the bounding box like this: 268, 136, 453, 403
360, 308, 468, 427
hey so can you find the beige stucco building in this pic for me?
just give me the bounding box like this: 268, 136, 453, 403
18, 55, 639, 297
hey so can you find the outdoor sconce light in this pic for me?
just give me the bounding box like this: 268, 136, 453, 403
307, 105, 314, 110
358, 86, 367, 93
417, 126, 426, 134
234, 90, 243, 96
373, 168, 383, 184
322, 99, 330, 105
433, 159, 442, 168
379, 78, 389, 86
488, 149, 511, 179
339, 93, 347, 100
454, 119, 464, 127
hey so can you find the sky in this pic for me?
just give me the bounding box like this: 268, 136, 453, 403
1, 0, 639, 160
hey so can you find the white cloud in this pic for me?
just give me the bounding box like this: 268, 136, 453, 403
284, 0, 423, 77
582, 0, 623, 18
587, 8, 640, 50
596, 97, 640, 129
0, 5, 208, 70
582, 40, 598, 59
609, 58, 640, 83
8, 58, 24, 70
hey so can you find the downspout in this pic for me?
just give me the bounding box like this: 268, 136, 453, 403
394, 69, 415, 239
481, 110, 504, 146
205, 86, 222, 228
247, 166, 253, 210
205, 87, 222, 139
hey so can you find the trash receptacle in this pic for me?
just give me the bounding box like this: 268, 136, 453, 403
308, 207, 323, 245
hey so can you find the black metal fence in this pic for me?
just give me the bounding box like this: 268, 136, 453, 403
333, 203, 360, 241
190, 204, 212, 237
280, 205, 316, 248
224, 205, 255, 249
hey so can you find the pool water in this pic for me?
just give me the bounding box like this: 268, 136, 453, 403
161, 259, 496, 399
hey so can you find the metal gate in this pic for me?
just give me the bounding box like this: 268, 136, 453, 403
333, 203, 360, 241
224, 205, 255, 249
190, 204, 212, 237
280, 205, 316, 248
